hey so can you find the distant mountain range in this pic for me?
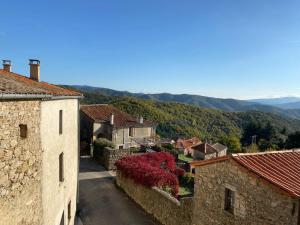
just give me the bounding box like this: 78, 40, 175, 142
68, 85, 300, 120
250, 97, 300, 106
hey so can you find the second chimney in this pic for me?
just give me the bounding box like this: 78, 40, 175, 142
110, 114, 115, 125
139, 116, 144, 124
2, 60, 12, 72
29, 59, 40, 82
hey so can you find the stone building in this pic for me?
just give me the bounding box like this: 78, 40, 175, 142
175, 137, 201, 156
80, 104, 156, 149
190, 150, 300, 225
191, 142, 227, 160
0, 60, 82, 225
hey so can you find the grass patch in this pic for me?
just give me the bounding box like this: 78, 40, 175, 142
179, 186, 193, 196
178, 154, 194, 163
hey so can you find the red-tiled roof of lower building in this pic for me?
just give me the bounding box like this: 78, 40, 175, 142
81, 104, 156, 128
191, 150, 300, 198
232, 150, 300, 198
0, 69, 82, 97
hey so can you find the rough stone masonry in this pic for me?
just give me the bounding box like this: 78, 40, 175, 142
0, 100, 43, 225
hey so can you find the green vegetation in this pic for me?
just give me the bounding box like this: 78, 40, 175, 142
179, 174, 194, 197
93, 138, 115, 159
241, 121, 286, 151
178, 154, 194, 163
76, 90, 300, 152
219, 135, 242, 154
285, 131, 300, 149
69, 85, 300, 120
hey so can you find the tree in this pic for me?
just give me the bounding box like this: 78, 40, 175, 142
285, 131, 300, 149
219, 135, 242, 154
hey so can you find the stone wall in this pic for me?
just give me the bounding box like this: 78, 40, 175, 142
0, 100, 43, 225
117, 171, 193, 225
96, 147, 132, 170
192, 160, 299, 225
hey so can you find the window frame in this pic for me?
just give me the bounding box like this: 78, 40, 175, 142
59, 110, 63, 135
224, 188, 235, 214
19, 124, 28, 138
59, 152, 64, 182
129, 127, 134, 137
67, 200, 72, 221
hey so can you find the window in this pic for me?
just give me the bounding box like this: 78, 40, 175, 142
292, 202, 296, 216
59, 211, 64, 225
119, 145, 124, 150
224, 188, 235, 214
129, 127, 134, 137
59, 110, 63, 135
68, 201, 72, 221
19, 124, 27, 138
59, 152, 64, 182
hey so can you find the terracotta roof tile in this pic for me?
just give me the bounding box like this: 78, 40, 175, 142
232, 150, 300, 197
175, 137, 201, 150
81, 104, 156, 128
0, 69, 82, 97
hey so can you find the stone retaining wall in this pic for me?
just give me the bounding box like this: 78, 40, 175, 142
116, 171, 193, 225
0, 100, 43, 225
97, 147, 132, 170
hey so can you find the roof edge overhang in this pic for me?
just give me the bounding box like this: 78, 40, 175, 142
191, 155, 299, 198
0, 93, 83, 100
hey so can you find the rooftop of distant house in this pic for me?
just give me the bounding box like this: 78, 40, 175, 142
191, 142, 227, 154
0, 59, 82, 98
81, 104, 156, 128
175, 137, 201, 150
191, 150, 300, 198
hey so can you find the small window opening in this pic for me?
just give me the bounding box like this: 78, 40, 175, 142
19, 124, 27, 138
59, 110, 63, 135
129, 127, 134, 137
59, 152, 64, 182
225, 188, 235, 214
68, 200, 72, 221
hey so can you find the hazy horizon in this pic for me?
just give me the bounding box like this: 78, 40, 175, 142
70, 84, 300, 101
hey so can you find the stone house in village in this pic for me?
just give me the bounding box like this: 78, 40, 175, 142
175, 137, 201, 155
0, 60, 82, 225
191, 142, 227, 160
190, 150, 300, 225
80, 104, 156, 149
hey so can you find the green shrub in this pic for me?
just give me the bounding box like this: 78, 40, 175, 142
94, 138, 115, 158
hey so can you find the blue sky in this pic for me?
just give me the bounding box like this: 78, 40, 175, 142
1, 0, 300, 99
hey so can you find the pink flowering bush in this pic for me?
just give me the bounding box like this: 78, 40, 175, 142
115, 152, 185, 197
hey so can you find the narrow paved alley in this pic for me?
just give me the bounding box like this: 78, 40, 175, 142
78, 156, 158, 225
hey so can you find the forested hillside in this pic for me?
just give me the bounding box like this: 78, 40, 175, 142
79, 90, 300, 143
71, 85, 300, 119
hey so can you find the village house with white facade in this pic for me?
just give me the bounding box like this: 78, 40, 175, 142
0, 60, 82, 225
80, 104, 156, 150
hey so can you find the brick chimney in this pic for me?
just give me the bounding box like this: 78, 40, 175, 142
29, 59, 40, 82
2, 60, 12, 72
139, 116, 144, 124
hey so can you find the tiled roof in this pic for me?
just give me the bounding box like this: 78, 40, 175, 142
212, 143, 227, 152
0, 69, 82, 97
191, 150, 300, 197
175, 137, 201, 150
192, 143, 223, 154
81, 104, 156, 128
232, 151, 300, 197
